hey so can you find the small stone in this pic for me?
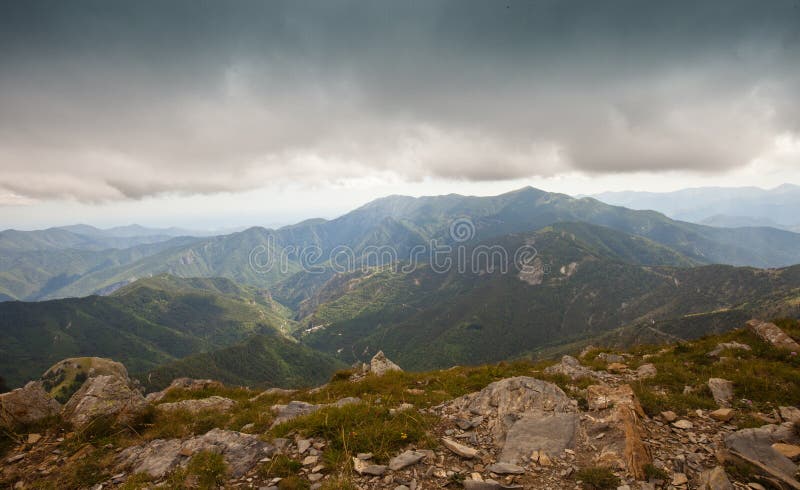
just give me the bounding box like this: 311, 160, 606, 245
302, 455, 318, 466
672, 472, 688, 485
388, 450, 426, 471
710, 408, 734, 422
27, 433, 42, 444
357, 452, 373, 460
297, 439, 311, 454
672, 420, 693, 430
441, 437, 479, 458
308, 473, 323, 482
697, 466, 733, 490
486, 462, 525, 474
661, 411, 678, 422
607, 362, 628, 373
179, 447, 194, 457
352, 457, 387, 476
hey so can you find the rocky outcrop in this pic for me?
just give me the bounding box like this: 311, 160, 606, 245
41, 357, 130, 399
747, 319, 800, 351
117, 428, 275, 479
543, 355, 598, 380
62, 374, 147, 429
156, 395, 236, 414
0, 382, 61, 429
586, 384, 652, 479
145, 378, 224, 403
444, 377, 577, 465
369, 350, 402, 376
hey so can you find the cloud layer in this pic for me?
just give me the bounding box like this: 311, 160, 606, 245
1, 0, 799, 201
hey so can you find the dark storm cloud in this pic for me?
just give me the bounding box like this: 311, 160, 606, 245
0, 0, 798, 200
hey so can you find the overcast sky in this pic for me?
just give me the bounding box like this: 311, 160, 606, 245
1, 0, 799, 229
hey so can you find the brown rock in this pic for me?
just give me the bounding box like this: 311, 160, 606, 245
661, 410, 678, 422
697, 466, 734, 490
0, 382, 61, 429
607, 362, 628, 373
710, 408, 735, 422
772, 443, 800, 461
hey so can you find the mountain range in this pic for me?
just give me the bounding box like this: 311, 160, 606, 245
3, 186, 800, 390
6, 187, 800, 303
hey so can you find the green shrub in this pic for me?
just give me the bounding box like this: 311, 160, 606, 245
257, 454, 303, 478
643, 463, 668, 481
271, 401, 434, 463
576, 466, 621, 490
186, 451, 229, 489
278, 475, 310, 489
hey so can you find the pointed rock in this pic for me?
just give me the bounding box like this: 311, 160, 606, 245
370, 351, 402, 376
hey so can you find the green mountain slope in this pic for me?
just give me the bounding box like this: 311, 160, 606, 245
298, 223, 800, 370
142, 333, 344, 391
0, 275, 297, 388
0, 236, 200, 301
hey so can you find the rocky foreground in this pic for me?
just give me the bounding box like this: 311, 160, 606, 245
1, 320, 799, 489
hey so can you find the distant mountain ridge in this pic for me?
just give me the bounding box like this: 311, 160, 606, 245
592, 184, 800, 230
5, 186, 800, 302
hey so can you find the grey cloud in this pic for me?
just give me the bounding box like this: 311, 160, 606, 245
0, 0, 798, 200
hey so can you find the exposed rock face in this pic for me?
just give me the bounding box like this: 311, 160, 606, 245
444, 377, 578, 465
543, 355, 597, 380
62, 375, 147, 428
41, 357, 130, 402
145, 378, 224, 403
157, 396, 236, 414
724, 423, 800, 489
117, 428, 274, 479
586, 384, 652, 480
499, 413, 579, 463
369, 350, 402, 376
0, 382, 61, 429
707, 378, 734, 408
747, 319, 800, 351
